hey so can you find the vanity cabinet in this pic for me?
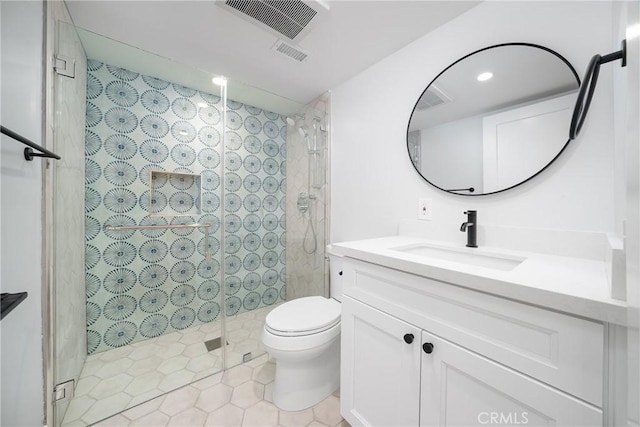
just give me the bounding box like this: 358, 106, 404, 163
340, 257, 607, 427
419, 330, 601, 426
341, 295, 422, 426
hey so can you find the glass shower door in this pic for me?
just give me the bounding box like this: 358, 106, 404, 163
76, 58, 227, 423
50, 15, 330, 424
54, 31, 229, 423
220, 92, 288, 369
50, 17, 89, 427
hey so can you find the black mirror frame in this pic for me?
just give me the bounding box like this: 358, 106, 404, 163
407, 42, 580, 196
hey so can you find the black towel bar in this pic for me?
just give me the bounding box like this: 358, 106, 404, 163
1, 292, 28, 320
1, 125, 61, 161
569, 39, 627, 140
445, 187, 475, 193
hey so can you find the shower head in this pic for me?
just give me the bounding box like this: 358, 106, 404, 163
286, 113, 305, 127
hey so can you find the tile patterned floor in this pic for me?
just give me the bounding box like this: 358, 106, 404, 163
63, 305, 277, 426
92, 354, 348, 427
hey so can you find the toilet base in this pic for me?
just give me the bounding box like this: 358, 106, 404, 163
271, 338, 340, 411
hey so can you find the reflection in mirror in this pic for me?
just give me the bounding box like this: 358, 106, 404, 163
407, 43, 579, 195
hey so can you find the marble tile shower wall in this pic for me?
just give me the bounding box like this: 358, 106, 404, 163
85, 60, 287, 354
285, 101, 328, 301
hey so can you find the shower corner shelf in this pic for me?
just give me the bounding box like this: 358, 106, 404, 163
149, 170, 202, 217
1, 292, 28, 321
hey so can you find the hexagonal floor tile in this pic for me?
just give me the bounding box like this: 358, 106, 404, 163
124, 371, 164, 396
312, 395, 343, 427
222, 364, 253, 387
242, 401, 279, 426
158, 386, 200, 416
252, 361, 276, 385
195, 383, 233, 412
157, 356, 190, 375
64, 305, 287, 426
230, 381, 264, 408
279, 408, 315, 427
167, 407, 208, 426
88, 373, 133, 399
205, 403, 244, 427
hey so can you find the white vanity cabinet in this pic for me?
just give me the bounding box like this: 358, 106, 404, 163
419, 329, 601, 426
341, 295, 422, 426
340, 257, 607, 427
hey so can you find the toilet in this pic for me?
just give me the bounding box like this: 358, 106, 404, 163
261, 252, 343, 411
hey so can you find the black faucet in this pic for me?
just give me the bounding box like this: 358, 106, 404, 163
460, 210, 478, 248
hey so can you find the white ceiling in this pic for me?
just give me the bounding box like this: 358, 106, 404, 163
409, 44, 580, 130
66, 0, 480, 115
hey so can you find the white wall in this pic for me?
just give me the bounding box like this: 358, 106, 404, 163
331, 1, 615, 243
613, 2, 640, 425
0, 1, 46, 425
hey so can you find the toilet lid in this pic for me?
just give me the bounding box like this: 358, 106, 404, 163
265, 296, 341, 336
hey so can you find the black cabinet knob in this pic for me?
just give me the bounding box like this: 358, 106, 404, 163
339, 271, 343, 276
403, 333, 414, 344
423, 342, 434, 354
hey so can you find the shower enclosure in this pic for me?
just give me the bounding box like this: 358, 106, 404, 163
48, 17, 330, 426
285, 106, 330, 301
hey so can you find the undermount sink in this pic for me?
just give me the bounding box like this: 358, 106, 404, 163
391, 243, 526, 271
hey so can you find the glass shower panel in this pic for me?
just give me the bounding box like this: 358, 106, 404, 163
53, 21, 331, 426
72, 53, 227, 424
84, 58, 226, 354
221, 95, 288, 369
51, 18, 88, 427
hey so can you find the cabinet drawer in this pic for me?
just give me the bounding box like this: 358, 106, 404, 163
342, 258, 604, 406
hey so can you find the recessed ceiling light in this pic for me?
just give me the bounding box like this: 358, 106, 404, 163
477, 72, 493, 82
212, 76, 227, 86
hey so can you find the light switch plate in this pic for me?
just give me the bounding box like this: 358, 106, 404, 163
418, 198, 432, 220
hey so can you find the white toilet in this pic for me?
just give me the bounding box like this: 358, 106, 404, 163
261, 253, 343, 411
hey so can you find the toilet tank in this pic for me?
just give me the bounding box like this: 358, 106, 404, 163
328, 247, 344, 302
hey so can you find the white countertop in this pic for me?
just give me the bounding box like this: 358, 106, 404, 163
331, 236, 627, 326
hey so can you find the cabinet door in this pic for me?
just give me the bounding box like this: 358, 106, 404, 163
420, 331, 603, 427
341, 296, 422, 427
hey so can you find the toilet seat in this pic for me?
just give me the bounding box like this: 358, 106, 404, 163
265, 296, 341, 337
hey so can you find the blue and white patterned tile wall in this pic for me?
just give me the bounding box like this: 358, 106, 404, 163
85, 60, 286, 354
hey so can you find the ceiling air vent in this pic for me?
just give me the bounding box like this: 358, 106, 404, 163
272, 39, 309, 62
217, 0, 329, 42
416, 85, 453, 111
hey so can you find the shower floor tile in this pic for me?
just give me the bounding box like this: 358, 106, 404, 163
94, 354, 349, 427
63, 305, 278, 426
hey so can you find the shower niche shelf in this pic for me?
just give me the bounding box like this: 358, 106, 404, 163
149, 170, 202, 217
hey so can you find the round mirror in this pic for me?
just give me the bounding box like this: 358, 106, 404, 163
407, 43, 580, 196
